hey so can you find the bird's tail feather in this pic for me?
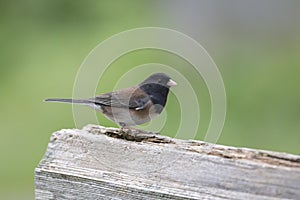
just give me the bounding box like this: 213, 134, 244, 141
44, 98, 92, 105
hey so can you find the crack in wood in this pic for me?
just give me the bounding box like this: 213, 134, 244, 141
82, 124, 300, 168
84, 124, 174, 143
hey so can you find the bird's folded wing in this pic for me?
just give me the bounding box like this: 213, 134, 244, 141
91, 88, 150, 110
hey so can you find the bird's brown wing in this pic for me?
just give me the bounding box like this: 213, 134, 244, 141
91, 87, 150, 110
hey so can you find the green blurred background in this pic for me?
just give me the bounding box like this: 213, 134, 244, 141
1, 1, 300, 199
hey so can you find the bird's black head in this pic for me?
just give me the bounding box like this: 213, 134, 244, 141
140, 73, 177, 88
139, 73, 177, 108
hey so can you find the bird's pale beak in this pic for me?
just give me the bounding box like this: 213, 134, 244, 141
167, 79, 177, 87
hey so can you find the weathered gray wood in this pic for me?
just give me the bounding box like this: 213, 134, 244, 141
35, 124, 300, 200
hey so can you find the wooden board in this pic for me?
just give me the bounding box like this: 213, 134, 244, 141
35, 125, 300, 199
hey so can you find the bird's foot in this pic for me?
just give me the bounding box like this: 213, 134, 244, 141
120, 127, 159, 135
115, 127, 161, 142
84, 124, 171, 143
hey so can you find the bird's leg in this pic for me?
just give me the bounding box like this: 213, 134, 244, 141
119, 123, 138, 135
119, 122, 127, 133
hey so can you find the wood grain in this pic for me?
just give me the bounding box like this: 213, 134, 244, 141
35, 125, 300, 200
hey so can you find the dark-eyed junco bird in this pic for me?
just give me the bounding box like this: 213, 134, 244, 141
45, 73, 177, 128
